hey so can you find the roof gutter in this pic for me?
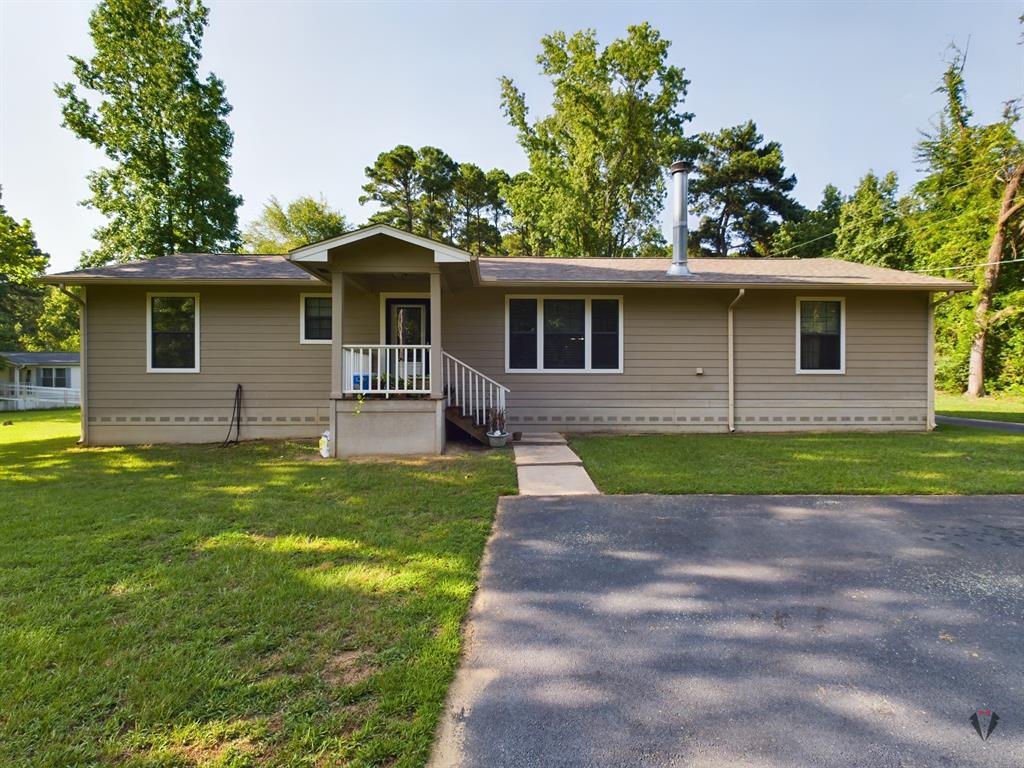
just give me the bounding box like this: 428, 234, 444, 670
727, 289, 746, 433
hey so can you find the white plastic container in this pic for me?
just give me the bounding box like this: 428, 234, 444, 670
318, 430, 331, 458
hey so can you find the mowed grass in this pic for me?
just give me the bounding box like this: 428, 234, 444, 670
0, 409, 516, 767
935, 390, 1024, 423
570, 426, 1024, 495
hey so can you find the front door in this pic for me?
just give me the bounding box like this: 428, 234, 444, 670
385, 298, 430, 374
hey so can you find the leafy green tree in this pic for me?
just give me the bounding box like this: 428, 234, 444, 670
56, 0, 241, 266
0, 193, 48, 351
771, 184, 843, 258
834, 172, 913, 269
360, 145, 421, 232
690, 121, 804, 256
911, 52, 1024, 395
501, 23, 692, 257
241, 196, 348, 253
20, 289, 80, 352
415, 147, 459, 242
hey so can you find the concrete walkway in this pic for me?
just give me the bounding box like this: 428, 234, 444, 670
513, 433, 599, 496
936, 414, 1024, 433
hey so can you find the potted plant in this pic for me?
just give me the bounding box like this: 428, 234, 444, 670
486, 407, 509, 448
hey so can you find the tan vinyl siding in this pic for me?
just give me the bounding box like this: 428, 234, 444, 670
86, 283, 351, 444
733, 291, 928, 430
84, 280, 931, 444
444, 287, 731, 431
443, 287, 929, 432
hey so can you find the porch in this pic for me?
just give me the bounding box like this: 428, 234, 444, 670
287, 225, 508, 456
0, 383, 82, 412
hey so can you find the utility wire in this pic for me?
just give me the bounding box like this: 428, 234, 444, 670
914, 256, 1024, 273
769, 160, 1019, 259
804, 197, 1005, 266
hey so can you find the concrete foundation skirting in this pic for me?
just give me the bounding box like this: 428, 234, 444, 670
333, 397, 446, 456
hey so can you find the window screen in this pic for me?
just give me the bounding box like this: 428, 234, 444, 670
590, 299, 619, 369
151, 296, 196, 369
304, 297, 332, 340
543, 299, 585, 369
799, 300, 842, 371
508, 298, 537, 369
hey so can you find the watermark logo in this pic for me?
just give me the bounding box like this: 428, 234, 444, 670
970, 709, 999, 741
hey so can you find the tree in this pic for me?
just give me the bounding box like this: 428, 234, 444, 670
690, 121, 804, 256
241, 196, 348, 253
415, 147, 459, 242
771, 184, 843, 258
20, 289, 80, 352
360, 145, 420, 232
0, 192, 48, 351
911, 51, 1024, 395
56, 0, 242, 266
501, 23, 693, 258
834, 172, 913, 269
360, 146, 511, 252
453, 164, 503, 254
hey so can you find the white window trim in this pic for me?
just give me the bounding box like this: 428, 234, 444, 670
146, 292, 200, 373
378, 292, 431, 344
299, 292, 333, 345
505, 294, 624, 374
795, 296, 846, 375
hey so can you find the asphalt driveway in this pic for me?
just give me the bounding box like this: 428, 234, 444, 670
432, 495, 1024, 767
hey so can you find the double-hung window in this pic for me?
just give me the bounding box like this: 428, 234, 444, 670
506, 296, 622, 373
37, 367, 69, 388
796, 297, 845, 374
300, 293, 332, 343
147, 293, 200, 373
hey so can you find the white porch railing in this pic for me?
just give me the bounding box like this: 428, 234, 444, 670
0, 384, 81, 410
342, 345, 431, 395
443, 351, 508, 427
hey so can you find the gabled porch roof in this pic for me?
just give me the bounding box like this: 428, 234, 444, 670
288, 223, 475, 264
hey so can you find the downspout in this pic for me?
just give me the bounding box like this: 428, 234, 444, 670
58, 284, 88, 445
927, 291, 956, 431
727, 289, 746, 433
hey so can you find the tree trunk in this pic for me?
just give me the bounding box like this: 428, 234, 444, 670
966, 162, 1024, 397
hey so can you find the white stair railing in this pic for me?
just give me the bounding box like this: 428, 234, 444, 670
442, 352, 509, 427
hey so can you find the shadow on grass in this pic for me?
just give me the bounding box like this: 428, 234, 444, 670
0, 429, 516, 767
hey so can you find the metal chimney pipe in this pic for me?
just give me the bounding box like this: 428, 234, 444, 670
667, 160, 693, 276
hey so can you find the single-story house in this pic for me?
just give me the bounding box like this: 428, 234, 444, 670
41, 166, 971, 455
0, 351, 82, 411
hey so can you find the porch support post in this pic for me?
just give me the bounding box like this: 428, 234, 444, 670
430, 270, 443, 400
331, 271, 345, 399
329, 271, 345, 458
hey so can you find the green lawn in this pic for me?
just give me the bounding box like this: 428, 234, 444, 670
935, 390, 1024, 423
570, 426, 1024, 495
0, 409, 516, 767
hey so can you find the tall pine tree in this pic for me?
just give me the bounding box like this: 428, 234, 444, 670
689, 121, 803, 256
56, 0, 241, 265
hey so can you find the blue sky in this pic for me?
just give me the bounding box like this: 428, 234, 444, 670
1, 0, 1021, 272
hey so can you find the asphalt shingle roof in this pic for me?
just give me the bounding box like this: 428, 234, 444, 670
477, 257, 973, 290
0, 351, 80, 366
42, 253, 319, 284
